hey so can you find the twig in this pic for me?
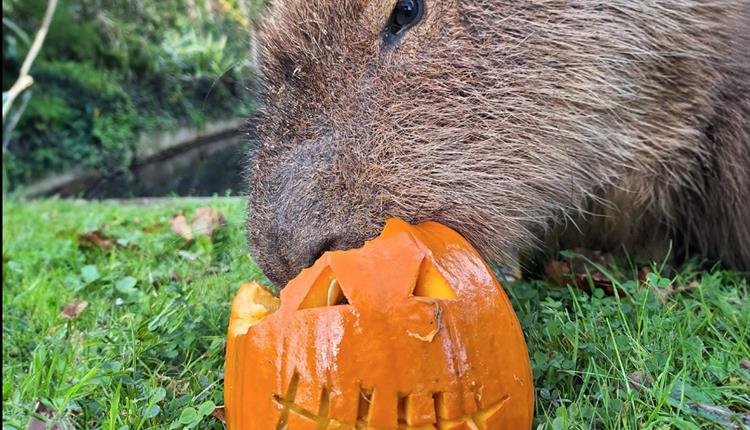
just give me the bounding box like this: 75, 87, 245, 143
1, 0, 58, 121
2, 89, 32, 152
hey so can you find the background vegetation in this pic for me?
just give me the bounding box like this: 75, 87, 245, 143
2, 0, 260, 188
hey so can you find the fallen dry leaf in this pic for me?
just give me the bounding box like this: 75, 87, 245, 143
170, 213, 193, 240
78, 230, 115, 250
653, 279, 701, 304
170, 207, 225, 241
544, 250, 625, 297
60, 299, 88, 320
190, 206, 225, 238
141, 222, 166, 233
212, 406, 226, 423
741, 359, 750, 370
47, 325, 64, 336
27, 401, 61, 430
638, 266, 652, 284
544, 260, 570, 287
627, 371, 651, 392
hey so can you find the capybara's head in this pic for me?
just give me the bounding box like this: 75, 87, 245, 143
247, 0, 742, 286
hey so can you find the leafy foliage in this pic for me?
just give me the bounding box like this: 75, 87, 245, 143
2, 0, 257, 187
6, 61, 137, 184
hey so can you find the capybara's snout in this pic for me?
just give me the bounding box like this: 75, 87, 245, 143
247, 137, 378, 288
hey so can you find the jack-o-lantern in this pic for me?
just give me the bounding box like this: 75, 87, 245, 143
225, 219, 534, 430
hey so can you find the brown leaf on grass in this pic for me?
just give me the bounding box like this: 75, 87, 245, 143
170, 213, 193, 240
627, 371, 651, 392
637, 267, 652, 284
78, 228, 139, 251
170, 207, 225, 241
141, 222, 166, 233
544, 249, 625, 297
27, 401, 61, 430
740, 359, 750, 370
78, 230, 115, 250
47, 325, 63, 336
190, 207, 225, 238
653, 279, 701, 304
212, 406, 226, 423
60, 299, 88, 320
544, 260, 570, 287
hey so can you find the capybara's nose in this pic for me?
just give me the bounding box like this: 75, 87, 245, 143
250, 223, 355, 289
284, 233, 346, 279
247, 141, 372, 288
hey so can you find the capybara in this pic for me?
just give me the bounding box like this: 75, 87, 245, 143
246, 0, 750, 287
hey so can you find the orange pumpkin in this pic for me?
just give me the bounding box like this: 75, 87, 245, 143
225, 219, 534, 430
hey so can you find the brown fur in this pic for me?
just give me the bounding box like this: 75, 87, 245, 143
247, 0, 750, 287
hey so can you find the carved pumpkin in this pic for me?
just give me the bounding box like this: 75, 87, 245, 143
225, 219, 534, 430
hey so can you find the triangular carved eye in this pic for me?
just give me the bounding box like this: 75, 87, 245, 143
299, 268, 350, 309
412, 257, 456, 299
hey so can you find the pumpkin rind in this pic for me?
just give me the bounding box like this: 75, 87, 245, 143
225, 219, 534, 429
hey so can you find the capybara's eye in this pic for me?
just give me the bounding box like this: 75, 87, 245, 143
386, 0, 423, 37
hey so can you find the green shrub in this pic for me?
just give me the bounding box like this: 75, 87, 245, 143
2, 0, 257, 188
5, 61, 137, 184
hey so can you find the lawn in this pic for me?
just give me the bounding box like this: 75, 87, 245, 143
2, 198, 748, 429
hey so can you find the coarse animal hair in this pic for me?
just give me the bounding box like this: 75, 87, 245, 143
247, 0, 750, 287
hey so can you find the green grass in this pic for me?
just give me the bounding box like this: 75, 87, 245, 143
2, 198, 749, 429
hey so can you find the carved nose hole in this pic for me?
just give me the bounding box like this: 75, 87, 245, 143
326, 279, 348, 306
299, 268, 351, 309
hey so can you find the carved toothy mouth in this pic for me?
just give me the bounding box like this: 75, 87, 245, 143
272, 372, 511, 430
